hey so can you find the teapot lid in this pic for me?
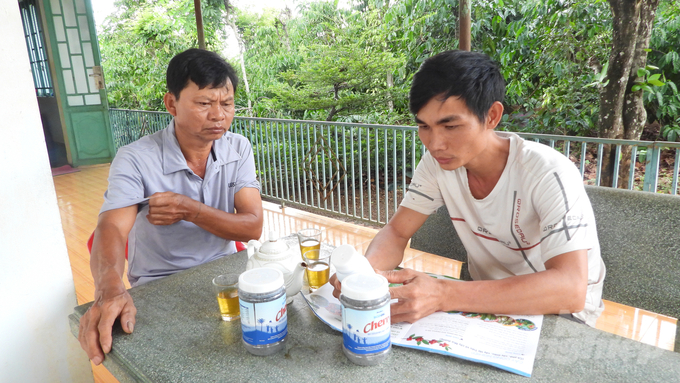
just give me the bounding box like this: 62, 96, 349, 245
258, 231, 290, 257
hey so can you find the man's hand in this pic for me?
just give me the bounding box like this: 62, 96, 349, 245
147, 192, 200, 225
330, 274, 341, 299
85, 208, 137, 364
78, 285, 137, 365
382, 269, 445, 324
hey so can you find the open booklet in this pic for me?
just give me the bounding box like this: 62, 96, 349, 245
301, 275, 543, 377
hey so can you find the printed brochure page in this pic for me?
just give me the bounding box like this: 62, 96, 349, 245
302, 283, 542, 377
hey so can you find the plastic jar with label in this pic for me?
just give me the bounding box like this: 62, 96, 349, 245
238, 268, 288, 356
331, 244, 375, 282
339, 273, 391, 366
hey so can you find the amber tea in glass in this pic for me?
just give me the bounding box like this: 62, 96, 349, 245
213, 274, 240, 321
297, 228, 322, 259
303, 249, 331, 292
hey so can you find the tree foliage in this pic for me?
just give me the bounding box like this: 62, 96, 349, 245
648, 1, 680, 140
472, 0, 613, 135
100, 0, 225, 110
596, 0, 661, 187
99, 0, 680, 138
268, 2, 405, 121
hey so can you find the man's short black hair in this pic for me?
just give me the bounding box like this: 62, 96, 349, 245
166, 48, 239, 99
409, 50, 505, 123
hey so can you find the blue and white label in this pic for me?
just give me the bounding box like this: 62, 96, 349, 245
342, 306, 391, 354
240, 295, 288, 346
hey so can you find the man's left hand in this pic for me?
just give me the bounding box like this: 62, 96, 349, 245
146, 192, 200, 225
381, 268, 446, 324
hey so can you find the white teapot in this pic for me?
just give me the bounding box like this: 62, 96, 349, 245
246, 232, 305, 302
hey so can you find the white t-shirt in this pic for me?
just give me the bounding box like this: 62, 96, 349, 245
401, 132, 605, 326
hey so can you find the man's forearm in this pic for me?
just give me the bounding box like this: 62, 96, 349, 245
365, 225, 410, 271
90, 207, 137, 292
146, 191, 263, 242
90, 227, 129, 293
189, 203, 262, 242
435, 252, 588, 315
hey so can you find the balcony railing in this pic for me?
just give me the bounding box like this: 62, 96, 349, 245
109, 109, 680, 226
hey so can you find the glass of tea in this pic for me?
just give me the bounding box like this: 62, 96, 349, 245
212, 274, 240, 321
297, 228, 322, 260
303, 249, 331, 292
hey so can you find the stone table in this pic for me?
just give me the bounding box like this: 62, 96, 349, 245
69, 237, 680, 382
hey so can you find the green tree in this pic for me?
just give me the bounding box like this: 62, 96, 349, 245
97, 0, 680, 139
233, 6, 303, 117
598, 0, 661, 187
268, 1, 406, 121
647, 1, 680, 141
473, 0, 612, 136
100, 0, 225, 110
383, 0, 459, 76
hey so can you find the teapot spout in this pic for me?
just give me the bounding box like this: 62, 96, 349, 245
285, 262, 306, 297
246, 239, 261, 258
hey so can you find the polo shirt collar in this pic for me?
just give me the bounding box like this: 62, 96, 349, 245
211, 132, 242, 166
162, 119, 242, 175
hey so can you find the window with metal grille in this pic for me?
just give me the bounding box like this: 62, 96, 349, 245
19, 0, 54, 97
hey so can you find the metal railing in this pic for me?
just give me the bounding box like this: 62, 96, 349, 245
109, 109, 172, 149
109, 109, 680, 226
517, 133, 680, 194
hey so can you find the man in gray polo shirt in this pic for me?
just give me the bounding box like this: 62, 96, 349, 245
78, 49, 263, 366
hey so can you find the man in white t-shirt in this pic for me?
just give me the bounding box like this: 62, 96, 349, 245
332, 50, 605, 327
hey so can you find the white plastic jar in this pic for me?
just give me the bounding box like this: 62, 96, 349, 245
238, 268, 288, 356
339, 273, 391, 366
331, 244, 374, 282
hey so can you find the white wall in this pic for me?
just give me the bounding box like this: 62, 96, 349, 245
0, 1, 93, 382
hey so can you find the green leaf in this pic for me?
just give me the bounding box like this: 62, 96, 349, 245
645, 65, 659, 71
632, 84, 642, 92
649, 79, 665, 87
637, 68, 647, 78
648, 74, 662, 82
596, 62, 609, 82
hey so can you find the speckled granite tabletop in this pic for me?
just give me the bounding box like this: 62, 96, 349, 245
69, 236, 680, 382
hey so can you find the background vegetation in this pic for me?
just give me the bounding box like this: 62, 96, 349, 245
100, 0, 680, 139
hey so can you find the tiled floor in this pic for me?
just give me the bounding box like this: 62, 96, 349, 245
53, 164, 675, 383
595, 300, 677, 351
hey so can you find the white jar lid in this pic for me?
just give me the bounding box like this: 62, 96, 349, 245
239, 267, 284, 294
331, 244, 357, 271
341, 273, 389, 301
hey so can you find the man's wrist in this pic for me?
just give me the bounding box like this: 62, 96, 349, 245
436, 278, 460, 312
193, 201, 202, 221
95, 273, 127, 298
185, 198, 202, 223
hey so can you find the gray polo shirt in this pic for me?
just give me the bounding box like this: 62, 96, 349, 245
101, 120, 260, 286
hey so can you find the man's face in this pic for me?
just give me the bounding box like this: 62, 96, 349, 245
164, 79, 235, 145
415, 96, 492, 171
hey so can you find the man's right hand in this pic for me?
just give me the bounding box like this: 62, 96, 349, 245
83, 206, 138, 364
78, 285, 137, 365
330, 274, 342, 299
